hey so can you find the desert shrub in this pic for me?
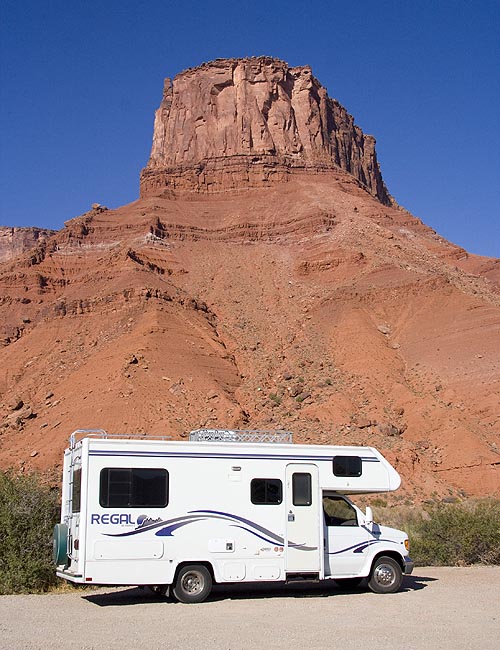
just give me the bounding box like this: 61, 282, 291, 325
410, 499, 500, 565
0, 471, 60, 594
373, 499, 500, 566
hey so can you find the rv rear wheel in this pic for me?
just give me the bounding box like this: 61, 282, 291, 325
368, 556, 403, 594
172, 565, 212, 603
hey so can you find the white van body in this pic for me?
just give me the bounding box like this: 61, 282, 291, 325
54, 429, 413, 601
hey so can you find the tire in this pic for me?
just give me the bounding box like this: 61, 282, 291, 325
368, 556, 403, 594
172, 565, 212, 603
334, 577, 363, 589
52, 523, 69, 566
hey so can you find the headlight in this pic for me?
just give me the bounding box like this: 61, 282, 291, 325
404, 538, 410, 552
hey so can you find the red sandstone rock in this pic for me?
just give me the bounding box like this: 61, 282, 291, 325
0, 227, 56, 263
140, 57, 391, 205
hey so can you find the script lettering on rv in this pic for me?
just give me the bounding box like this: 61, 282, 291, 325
90, 514, 162, 527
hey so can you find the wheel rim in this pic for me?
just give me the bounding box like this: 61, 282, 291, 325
373, 563, 397, 587
181, 571, 204, 594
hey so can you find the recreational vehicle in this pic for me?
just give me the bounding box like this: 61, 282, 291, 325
53, 429, 413, 602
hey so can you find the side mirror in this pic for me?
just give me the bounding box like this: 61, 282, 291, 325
364, 506, 373, 525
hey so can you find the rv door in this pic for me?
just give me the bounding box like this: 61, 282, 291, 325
66, 456, 82, 575
285, 464, 321, 573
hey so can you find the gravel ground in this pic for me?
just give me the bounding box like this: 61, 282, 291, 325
0, 567, 499, 650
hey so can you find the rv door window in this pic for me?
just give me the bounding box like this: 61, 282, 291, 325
99, 468, 169, 508
251, 478, 283, 505
332, 456, 362, 477
292, 473, 312, 506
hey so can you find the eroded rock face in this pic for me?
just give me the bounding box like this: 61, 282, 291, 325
140, 57, 391, 204
0, 227, 56, 263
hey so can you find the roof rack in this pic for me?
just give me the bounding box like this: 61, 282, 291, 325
69, 429, 172, 449
68, 428, 292, 449
189, 429, 293, 443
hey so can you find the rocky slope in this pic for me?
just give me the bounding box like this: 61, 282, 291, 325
0, 58, 499, 501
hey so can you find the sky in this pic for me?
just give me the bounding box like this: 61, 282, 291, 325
1, 0, 499, 257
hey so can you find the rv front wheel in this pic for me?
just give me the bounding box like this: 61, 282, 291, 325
368, 556, 403, 594
172, 565, 212, 603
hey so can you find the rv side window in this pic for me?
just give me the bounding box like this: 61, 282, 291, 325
292, 473, 312, 506
333, 456, 362, 477
251, 479, 283, 505
72, 468, 82, 513
99, 468, 169, 508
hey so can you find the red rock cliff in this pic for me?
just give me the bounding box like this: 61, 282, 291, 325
0, 227, 56, 263
140, 57, 391, 204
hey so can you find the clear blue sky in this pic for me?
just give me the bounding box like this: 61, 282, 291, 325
1, 0, 499, 256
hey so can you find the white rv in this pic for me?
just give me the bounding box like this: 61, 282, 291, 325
53, 429, 413, 602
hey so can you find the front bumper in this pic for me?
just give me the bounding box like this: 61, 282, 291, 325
404, 556, 414, 575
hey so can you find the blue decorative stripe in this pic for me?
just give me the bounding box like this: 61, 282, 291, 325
155, 520, 200, 537
103, 515, 207, 538
103, 508, 317, 550
89, 450, 380, 463
191, 509, 284, 544
328, 538, 400, 556
191, 509, 316, 551
231, 525, 284, 546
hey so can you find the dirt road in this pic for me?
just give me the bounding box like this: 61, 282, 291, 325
0, 567, 498, 650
